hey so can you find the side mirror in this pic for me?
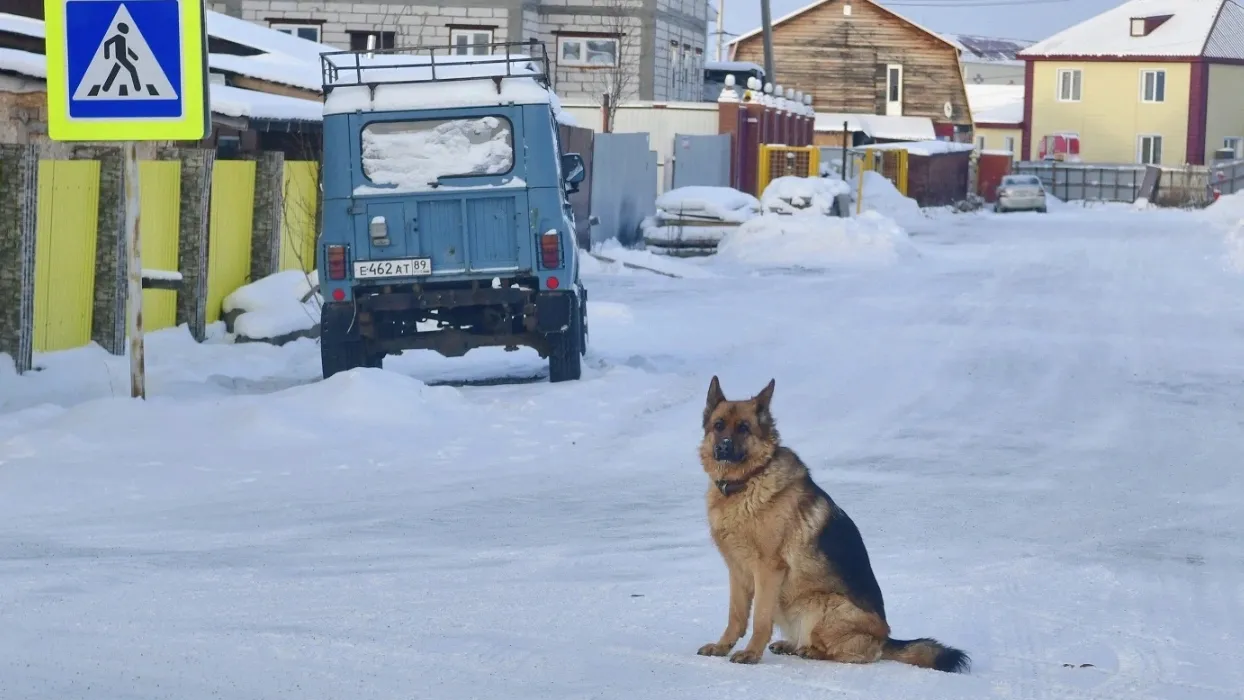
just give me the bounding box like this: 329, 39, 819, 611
561, 153, 586, 186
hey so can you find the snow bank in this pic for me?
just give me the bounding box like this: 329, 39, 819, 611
717, 210, 914, 268
1200, 190, 1244, 230
360, 116, 513, 192
654, 186, 760, 223
222, 270, 320, 342
849, 171, 925, 228
761, 176, 851, 215
273, 367, 464, 423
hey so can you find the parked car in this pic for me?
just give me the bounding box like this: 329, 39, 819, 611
995, 174, 1048, 213
316, 43, 589, 382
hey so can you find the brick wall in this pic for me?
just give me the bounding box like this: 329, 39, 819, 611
240, 1, 511, 50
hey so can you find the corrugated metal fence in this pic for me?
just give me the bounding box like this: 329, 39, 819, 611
1013, 159, 1244, 206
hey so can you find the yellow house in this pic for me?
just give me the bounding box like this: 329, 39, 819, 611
967, 84, 1024, 159
1018, 0, 1244, 165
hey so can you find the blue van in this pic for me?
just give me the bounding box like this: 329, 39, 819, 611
317, 43, 588, 382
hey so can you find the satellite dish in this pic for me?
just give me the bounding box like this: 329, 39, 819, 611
943, 101, 954, 118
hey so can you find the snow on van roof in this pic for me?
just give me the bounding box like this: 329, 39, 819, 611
322, 53, 556, 115
321, 51, 546, 87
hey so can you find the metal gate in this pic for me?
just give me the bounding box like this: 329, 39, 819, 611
589, 132, 657, 246
668, 133, 731, 190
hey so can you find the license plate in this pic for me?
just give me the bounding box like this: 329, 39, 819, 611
353, 258, 431, 279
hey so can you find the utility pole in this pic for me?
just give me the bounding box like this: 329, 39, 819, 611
716, 0, 725, 61
760, 0, 775, 84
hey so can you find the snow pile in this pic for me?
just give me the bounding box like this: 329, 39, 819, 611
1199, 190, 1244, 230
849, 171, 925, 228
323, 54, 556, 115
273, 367, 464, 424
360, 116, 513, 192
716, 210, 914, 268
654, 186, 760, 224
221, 270, 320, 343
761, 176, 851, 215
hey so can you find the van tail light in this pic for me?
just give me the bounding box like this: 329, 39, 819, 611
327, 245, 348, 280
540, 230, 562, 269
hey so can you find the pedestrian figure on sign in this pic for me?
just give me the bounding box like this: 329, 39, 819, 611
100, 23, 144, 97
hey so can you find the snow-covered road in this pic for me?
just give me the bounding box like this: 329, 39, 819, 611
4, 204, 1244, 699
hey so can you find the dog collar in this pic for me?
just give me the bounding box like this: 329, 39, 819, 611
715, 478, 750, 496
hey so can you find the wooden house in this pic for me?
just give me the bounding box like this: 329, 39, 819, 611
728, 0, 973, 142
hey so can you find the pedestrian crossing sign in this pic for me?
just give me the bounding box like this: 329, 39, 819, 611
45, 0, 209, 141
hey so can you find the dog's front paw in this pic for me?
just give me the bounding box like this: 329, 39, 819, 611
697, 642, 732, 657
729, 649, 763, 664
768, 641, 797, 655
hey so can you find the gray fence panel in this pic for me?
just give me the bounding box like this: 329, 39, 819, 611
669, 133, 731, 189
589, 133, 657, 246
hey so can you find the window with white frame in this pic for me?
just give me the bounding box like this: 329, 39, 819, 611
1138, 134, 1163, 165
1140, 69, 1166, 102
270, 22, 320, 42
680, 44, 690, 93
1004, 135, 1016, 155
558, 35, 619, 67
976, 136, 986, 150
1057, 68, 1082, 101
450, 28, 493, 55
669, 40, 679, 92
1226, 137, 1244, 158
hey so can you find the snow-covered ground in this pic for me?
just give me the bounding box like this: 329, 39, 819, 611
5, 204, 1244, 699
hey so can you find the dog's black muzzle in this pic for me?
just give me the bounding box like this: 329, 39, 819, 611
713, 438, 744, 463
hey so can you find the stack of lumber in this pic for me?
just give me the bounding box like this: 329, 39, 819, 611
642, 186, 760, 257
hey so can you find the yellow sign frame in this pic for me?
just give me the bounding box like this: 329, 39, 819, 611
45, 0, 209, 141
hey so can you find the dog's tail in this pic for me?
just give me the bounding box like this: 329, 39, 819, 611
882, 637, 971, 673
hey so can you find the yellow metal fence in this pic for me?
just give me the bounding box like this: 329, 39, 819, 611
756, 145, 821, 195
30, 158, 319, 352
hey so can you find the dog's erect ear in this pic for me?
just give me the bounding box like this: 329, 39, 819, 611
704, 375, 726, 427
754, 378, 776, 414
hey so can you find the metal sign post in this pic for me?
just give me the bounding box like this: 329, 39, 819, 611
44, 0, 210, 399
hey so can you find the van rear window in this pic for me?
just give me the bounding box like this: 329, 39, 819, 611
360, 116, 514, 189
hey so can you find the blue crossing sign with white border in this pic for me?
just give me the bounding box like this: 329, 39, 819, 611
45, 0, 209, 141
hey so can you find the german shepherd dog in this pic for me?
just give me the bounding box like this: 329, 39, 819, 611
695, 376, 970, 673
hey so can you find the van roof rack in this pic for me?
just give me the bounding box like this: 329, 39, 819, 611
320, 41, 551, 94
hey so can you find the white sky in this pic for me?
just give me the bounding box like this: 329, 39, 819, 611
718, 0, 1127, 46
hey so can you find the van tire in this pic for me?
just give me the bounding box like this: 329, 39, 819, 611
548, 296, 583, 383
321, 339, 382, 379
